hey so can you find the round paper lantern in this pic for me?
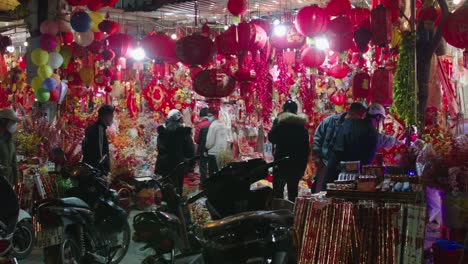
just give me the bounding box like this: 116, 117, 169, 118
141, 33, 178, 63
226, 22, 267, 52
175, 34, 215, 66
87, 1, 104, 11
227, 0, 248, 16
19, 58, 26, 69
371, 0, 401, 23
75, 31, 94, 47
31, 48, 49, 66
348, 7, 371, 30
193, 69, 236, 97
330, 93, 347, 105
301, 46, 326, 68
251, 19, 272, 36
39, 34, 57, 52
42, 78, 57, 91
79, 67, 95, 86
37, 65, 53, 79
71, 11, 91, 32
48, 52, 64, 69
442, 3, 468, 50
94, 31, 104, 41
49, 88, 60, 102
354, 27, 373, 53
352, 72, 371, 98
31, 77, 44, 90
40, 19, 59, 35
61, 32, 74, 45
326, 16, 354, 52
295, 5, 330, 37
371, 5, 392, 47
107, 33, 135, 58
66, 0, 87, 6
101, 48, 115, 61
98, 19, 120, 35
328, 63, 350, 79
270, 22, 306, 50
326, 0, 352, 16
102, 0, 118, 7
371, 67, 393, 107
35, 87, 50, 102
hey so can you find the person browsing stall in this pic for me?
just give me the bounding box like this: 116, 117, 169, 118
0, 108, 21, 186
194, 108, 214, 185
205, 111, 231, 175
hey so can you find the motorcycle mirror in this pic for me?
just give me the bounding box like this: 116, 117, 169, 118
51, 148, 65, 158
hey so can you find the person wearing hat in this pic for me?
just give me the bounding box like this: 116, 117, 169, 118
268, 100, 310, 201
0, 108, 21, 185
155, 109, 195, 195
205, 110, 231, 175
82, 105, 115, 173
366, 103, 402, 149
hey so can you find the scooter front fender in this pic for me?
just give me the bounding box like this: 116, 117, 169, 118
17, 210, 31, 223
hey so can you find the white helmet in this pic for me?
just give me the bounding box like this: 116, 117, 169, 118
367, 103, 386, 117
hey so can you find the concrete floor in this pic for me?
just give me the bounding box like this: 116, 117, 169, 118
21, 210, 204, 264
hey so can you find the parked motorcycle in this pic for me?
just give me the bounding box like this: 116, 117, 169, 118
0, 168, 19, 264
10, 209, 34, 260
133, 157, 294, 264
34, 157, 130, 264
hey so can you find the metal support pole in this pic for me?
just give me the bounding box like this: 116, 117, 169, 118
411, 0, 418, 124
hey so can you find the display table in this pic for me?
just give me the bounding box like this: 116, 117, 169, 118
294, 192, 426, 264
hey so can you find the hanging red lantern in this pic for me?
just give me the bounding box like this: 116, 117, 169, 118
371, 67, 393, 107
326, 16, 354, 52
328, 63, 350, 79
141, 32, 178, 63
227, 0, 248, 16
235, 68, 256, 82
88, 40, 102, 54
67, 72, 82, 86
87, 1, 104, 11
66, 0, 87, 6
101, 68, 114, 79
106, 33, 135, 58
326, 0, 352, 16
94, 31, 104, 41
352, 71, 371, 98
61, 32, 74, 45
251, 19, 272, 36
270, 22, 305, 50
295, 5, 330, 37
216, 34, 237, 56
371, 5, 392, 47
193, 69, 236, 98
94, 73, 109, 86
175, 34, 215, 66
330, 93, 347, 105
442, 3, 468, 50
101, 48, 115, 61
102, 0, 118, 7
226, 22, 267, 52
348, 7, 371, 30
372, 0, 401, 23
301, 46, 326, 68
354, 26, 373, 53
98, 19, 120, 35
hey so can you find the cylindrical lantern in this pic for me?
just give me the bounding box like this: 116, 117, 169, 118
270, 22, 305, 50
371, 5, 392, 47
371, 67, 393, 107
371, 0, 401, 23
175, 34, 215, 66
295, 5, 330, 37
352, 71, 371, 98
193, 69, 236, 98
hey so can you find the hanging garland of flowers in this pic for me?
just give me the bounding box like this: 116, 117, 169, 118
391, 32, 416, 126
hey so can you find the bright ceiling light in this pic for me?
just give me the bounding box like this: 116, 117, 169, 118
273, 25, 287, 37
6, 46, 15, 53
131, 47, 145, 61
224, 25, 229, 30
315, 37, 329, 50
273, 19, 280, 26
453, 0, 461, 4
171, 33, 177, 40
23, 41, 28, 47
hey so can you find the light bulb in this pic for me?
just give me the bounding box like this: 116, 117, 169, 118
273, 19, 280, 26
453, 0, 461, 4
224, 25, 229, 30
273, 25, 287, 37
131, 47, 145, 61
23, 41, 28, 47
6, 46, 14, 53
315, 37, 329, 50
171, 33, 177, 40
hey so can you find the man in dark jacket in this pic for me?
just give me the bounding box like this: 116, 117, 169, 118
155, 109, 195, 195
82, 105, 115, 173
268, 100, 310, 201
194, 108, 213, 184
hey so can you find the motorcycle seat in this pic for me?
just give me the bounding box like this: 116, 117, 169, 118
202, 210, 292, 237
59, 197, 90, 209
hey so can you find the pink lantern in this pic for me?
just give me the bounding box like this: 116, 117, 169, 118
270, 22, 305, 50
251, 19, 272, 36
224, 23, 268, 52
40, 34, 58, 52
326, 16, 354, 52
227, 0, 248, 16
141, 32, 178, 63
98, 19, 121, 35
106, 33, 135, 58
348, 8, 371, 30
301, 46, 326, 68
295, 5, 330, 37
330, 93, 347, 105
328, 63, 350, 79
326, 0, 352, 16
40, 19, 60, 36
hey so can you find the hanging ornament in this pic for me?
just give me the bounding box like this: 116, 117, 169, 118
352, 71, 371, 98
371, 67, 393, 107
227, 0, 248, 23
175, 34, 215, 66
348, 7, 371, 30
74, 31, 94, 47
193, 69, 236, 98
101, 48, 115, 61
98, 19, 121, 35
106, 33, 135, 58
70, 11, 91, 32
371, 0, 401, 23
270, 22, 305, 50
371, 5, 392, 47
141, 32, 178, 63
354, 27, 373, 53
295, 5, 330, 37
66, 0, 88, 6
328, 63, 350, 79
61, 32, 74, 45
39, 34, 58, 52
442, 2, 468, 50
330, 92, 347, 105
301, 46, 326, 68
326, 16, 354, 52
223, 22, 268, 52
40, 19, 59, 35
251, 19, 272, 36
326, 0, 352, 16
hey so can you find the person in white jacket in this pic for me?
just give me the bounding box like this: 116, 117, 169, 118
205, 116, 231, 175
